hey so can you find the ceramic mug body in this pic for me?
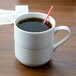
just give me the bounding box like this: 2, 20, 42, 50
14, 12, 71, 67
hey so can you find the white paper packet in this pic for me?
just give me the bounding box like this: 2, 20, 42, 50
0, 5, 29, 25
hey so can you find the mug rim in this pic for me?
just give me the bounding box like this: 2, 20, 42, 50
14, 12, 56, 34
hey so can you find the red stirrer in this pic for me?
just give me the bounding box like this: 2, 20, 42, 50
43, 5, 54, 24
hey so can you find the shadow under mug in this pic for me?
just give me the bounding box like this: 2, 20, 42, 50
14, 12, 71, 67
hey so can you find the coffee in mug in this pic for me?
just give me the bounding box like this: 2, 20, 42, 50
17, 17, 52, 32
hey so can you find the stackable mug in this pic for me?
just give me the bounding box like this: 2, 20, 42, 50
14, 12, 71, 67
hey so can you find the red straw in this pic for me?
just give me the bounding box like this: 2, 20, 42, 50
43, 5, 54, 24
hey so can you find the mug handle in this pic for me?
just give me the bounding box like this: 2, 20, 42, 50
54, 26, 71, 50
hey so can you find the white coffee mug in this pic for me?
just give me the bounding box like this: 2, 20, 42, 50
14, 12, 71, 67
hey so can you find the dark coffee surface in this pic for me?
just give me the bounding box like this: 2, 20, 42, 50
17, 17, 52, 32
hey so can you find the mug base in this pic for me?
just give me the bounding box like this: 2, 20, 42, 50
15, 43, 53, 67
15, 55, 51, 67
